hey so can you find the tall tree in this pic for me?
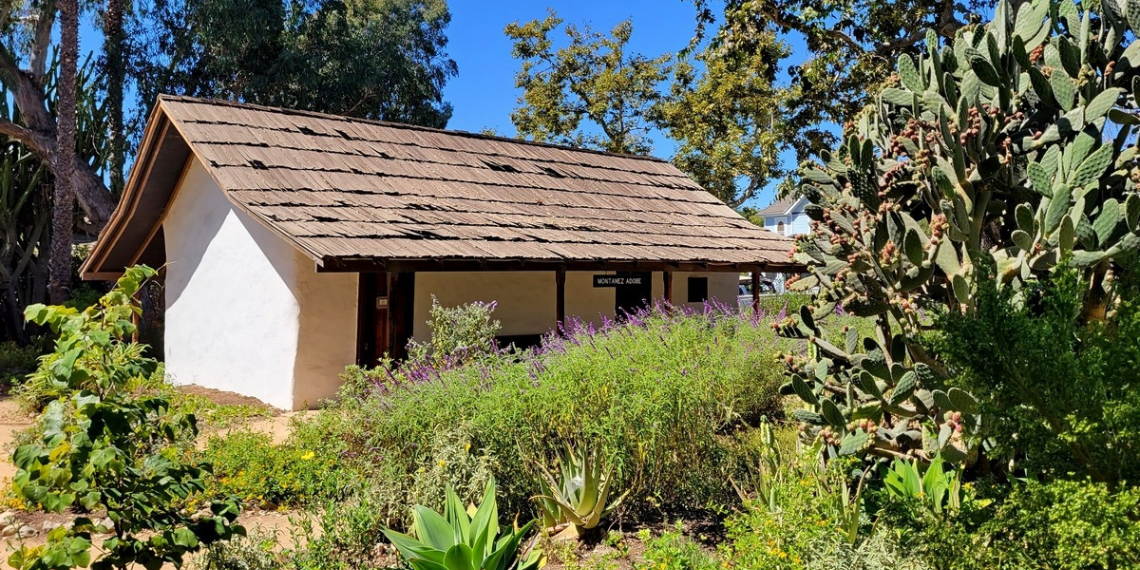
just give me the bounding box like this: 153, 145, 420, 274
0, 1, 117, 229
686, 0, 989, 192
101, 0, 128, 195
49, 0, 79, 304
505, 11, 671, 155
655, 24, 789, 207
127, 0, 457, 128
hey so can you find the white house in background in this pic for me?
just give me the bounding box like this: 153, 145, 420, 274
758, 195, 810, 237
80, 96, 798, 410
756, 195, 811, 293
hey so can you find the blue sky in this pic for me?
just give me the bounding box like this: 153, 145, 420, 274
443, 1, 699, 139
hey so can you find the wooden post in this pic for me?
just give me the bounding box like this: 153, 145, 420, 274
663, 270, 673, 308
751, 271, 761, 314
555, 268, 566, 326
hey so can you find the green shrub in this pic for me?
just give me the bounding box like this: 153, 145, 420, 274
932, 269, 1140, 483
406, 296, 502, 364
200, 431, 353, 509
12, 266, 242, 570
191, 527, 281, 570
0, 339, 41, 389
634, 524, 719, 570
297, 307, 805, 523
880, 478, 1140, 570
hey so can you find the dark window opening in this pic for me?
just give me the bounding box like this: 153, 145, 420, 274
687, 277, 709, 303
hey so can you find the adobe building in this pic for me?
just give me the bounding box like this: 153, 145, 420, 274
81, 96, 795, 409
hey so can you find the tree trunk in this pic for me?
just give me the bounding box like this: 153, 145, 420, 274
104, 0, 126, 196
49, 0, 79, 305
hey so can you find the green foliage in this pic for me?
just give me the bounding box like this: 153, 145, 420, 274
656, 25, 791, 206
932, 269, 1140, 483
882, 455, 962, 515
191, 527, 280, 570
10, 266, 243, 570
16, 266, 157, 410
881, 479, 1140, 570
199, 431, 353, 509
722, 444, 911, 569
688, 0, 987, 164
128, 0, 457, 128
0, 340, 41, 387
634, 524, 718, 570
381, 478, 543, 570
407, 297, 502, 364
300, 308, 797, 520
505, 10, 671, 155
533, 445, 629, 537
778, 0, 1140, 468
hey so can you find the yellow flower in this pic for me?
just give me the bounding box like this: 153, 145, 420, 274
465, 443, 472, 452
300, 451, 315, 461
438, 460, 447, 468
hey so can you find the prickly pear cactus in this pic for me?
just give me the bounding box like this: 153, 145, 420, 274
779, 0, 1140, 465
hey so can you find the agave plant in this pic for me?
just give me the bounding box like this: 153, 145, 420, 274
883, 454, 963, 515
532, 445, 630, 540
382, 478, 544, 570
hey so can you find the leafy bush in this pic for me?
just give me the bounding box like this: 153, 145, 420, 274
634, 525, 719, 570
0, 339, 41, 390
932, 270, 1140, 483
879, 478, 1140, 570
192, 527, 281, 570
407, 296, 501, 364
199, 431, 354, 509
297, 306, 809, 523
11, 266, 243, 570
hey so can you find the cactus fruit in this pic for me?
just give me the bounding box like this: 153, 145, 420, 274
779, 0, 1140, 465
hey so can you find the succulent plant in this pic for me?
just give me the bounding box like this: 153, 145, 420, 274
778, 0, 1140, 466
382, 478, 544, 570
532, 445, 629, 540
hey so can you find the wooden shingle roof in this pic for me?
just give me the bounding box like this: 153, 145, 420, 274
82, 96, 796, 278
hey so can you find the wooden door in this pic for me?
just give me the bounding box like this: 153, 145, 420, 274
614, 271, 653, 316
357, 272, 389, 367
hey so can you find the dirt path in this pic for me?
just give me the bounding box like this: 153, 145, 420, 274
0, 399, 35, 484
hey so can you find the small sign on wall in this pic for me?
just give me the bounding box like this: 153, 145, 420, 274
593, 275, 645, 287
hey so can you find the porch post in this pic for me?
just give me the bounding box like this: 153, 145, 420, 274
663, 270, 673, 308
555, 267, 566, 326
751, 271, 761, 313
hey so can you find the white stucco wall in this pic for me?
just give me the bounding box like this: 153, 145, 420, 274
163, 157, 356, 410
411, 270, 739, 342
